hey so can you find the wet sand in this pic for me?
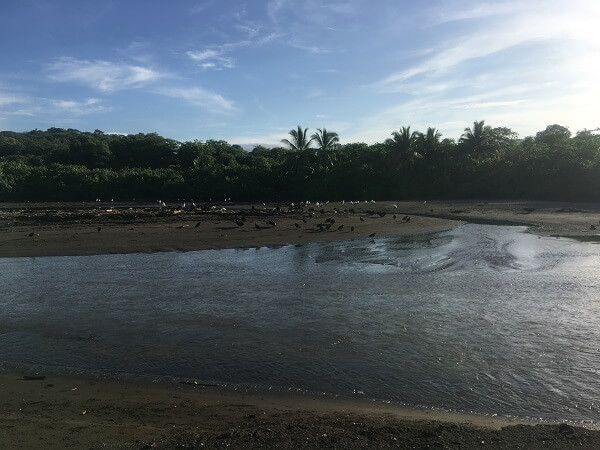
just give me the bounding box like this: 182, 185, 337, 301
3, 199, 600, 448
2, 199, 600, 258
3, 370, 600, 449
0, 200, 458, 257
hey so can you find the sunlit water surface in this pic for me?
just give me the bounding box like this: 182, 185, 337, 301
2, 224, 600, 422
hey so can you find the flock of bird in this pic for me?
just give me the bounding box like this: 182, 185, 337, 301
202, 201, 417, 240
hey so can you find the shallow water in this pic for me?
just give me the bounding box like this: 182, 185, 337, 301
2, 224, 600, 422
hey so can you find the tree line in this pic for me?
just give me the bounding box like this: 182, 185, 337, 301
0, 122, 599, 202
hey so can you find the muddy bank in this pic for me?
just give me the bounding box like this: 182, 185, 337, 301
0, 201, 459, 257
1, 370, 599, 449
2, 200, 599, 258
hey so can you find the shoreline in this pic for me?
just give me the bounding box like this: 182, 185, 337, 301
3, 368, 600, 449
4, 199, 600, 447
2, 199, 600, 258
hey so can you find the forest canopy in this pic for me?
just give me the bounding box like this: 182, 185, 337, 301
0, 122, 599, 202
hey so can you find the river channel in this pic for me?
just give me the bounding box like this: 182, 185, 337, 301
2, 224, 600, 422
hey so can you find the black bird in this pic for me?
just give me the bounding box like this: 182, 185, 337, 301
402, 215, 408, 221
360, 217, 365, 222
325, 223, 332, 230
194, 221, 202, 228
267, 219, 276, 226
591, 224, 597, 230
295, 223, 300, 228
97, 226, 102, 232
235, 219, 244, 227
28, 232, 35, 237
337, 225, 344, 230
377, 211, 386, 217
325, 218, 335, 224
406, 216, 411, 222
302, 218, 307, 224
393, 214, 397, 219
369, 232, 375, 237
351, 226, 355, 232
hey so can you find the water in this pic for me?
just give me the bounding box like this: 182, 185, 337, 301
2, 224, 600, 422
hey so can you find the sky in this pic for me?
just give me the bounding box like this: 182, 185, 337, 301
1, 0, 599, 147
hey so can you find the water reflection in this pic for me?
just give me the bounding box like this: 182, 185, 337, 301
1, 224, 600, 421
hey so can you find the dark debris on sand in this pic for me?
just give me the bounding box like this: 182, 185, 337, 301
141, 415, 600, 450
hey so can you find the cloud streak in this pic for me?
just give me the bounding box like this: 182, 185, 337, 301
46, 57, 164, 92
187, 40, 251, 70
158, 87, 237, 113
374, 2, 600, 90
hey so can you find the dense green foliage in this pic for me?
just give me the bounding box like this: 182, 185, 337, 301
0, 123, 599, 201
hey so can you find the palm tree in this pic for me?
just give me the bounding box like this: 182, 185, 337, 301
281, 125, 314, 152
311, 128, 339, 151
385, 126, 419, 163
459, 120, 490, 154
416, 127, 442, 158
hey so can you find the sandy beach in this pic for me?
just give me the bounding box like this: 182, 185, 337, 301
3, 199, 600, 448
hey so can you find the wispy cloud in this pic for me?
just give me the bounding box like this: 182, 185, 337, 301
158, 87, 237, 113
0, 92, 26, 106
51, 98, 108, 115
190, 1, 216, 15
46, 57, 165, 92
429, 1, 530, 24
187, 40, 250, 70
374, 2, 600, 90
4, 97, 109, 119
453, 99, 527, 109
289, 42, 332, 54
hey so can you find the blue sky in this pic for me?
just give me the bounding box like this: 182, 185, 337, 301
1, 0, 598, 146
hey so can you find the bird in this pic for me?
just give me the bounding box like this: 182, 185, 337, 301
393, 214, 397, 219
377, 211, 386, 217
97, 226, 102, 232
393, 204, 398, 209
351, 226, 355, 232
235, 220, 244, 227
28, 232, 35, 237
267, 219, 276, 226
295, 223, 300, 228
337, 225, 344, 230
194, 221, 201, 228
302, 218, 307, 224
369, 232, 375, 237
325, 218, 335, 224
360, 217, 364, 222
591, 224, 597, 230
325, 223, 332, 230
406, 216, 411, 222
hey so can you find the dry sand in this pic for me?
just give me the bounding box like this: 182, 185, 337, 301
2, 199, 600, 448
